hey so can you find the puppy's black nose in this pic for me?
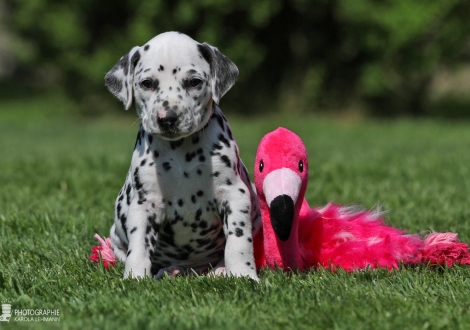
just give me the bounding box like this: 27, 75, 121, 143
157, 110, 178, 129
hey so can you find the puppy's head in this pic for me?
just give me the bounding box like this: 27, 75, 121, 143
105, 32, 238, 140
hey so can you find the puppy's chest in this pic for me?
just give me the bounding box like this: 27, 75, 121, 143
130, 125, 236, 269
135, 143, 208, 195
131, 122, 236, 197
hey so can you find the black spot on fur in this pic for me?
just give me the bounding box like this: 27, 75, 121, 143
215, 113, 225, 131
130, 227, 137, 234
116, 203, 122, 219
198, 43, 212, 66
235, 228, 244, 237
159, 223, 175, 246
163, 162, 171, 171
134, 127, 143, 149
144, 45, 150, 51
212, 143, 223, 151
131, 51, 141, 72
218, 133, 230, 148
195, 208, 202, 221
170, 139, 184, 150
134, 167, 143, 190
137, 190, 147, 204
220, 155, 231, 168
227, 127, 234, 140
186, 151, 196, 162
126, 185, 132, 205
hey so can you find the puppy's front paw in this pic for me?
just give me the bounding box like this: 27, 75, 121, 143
123, 269, 148, 280
123, 261, 152, 279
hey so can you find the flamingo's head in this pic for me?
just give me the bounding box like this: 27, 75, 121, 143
254, 127, 309, 242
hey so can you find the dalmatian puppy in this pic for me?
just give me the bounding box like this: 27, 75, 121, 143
105, 31, 261, 281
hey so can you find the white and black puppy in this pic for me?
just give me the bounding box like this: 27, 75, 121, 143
105, 32, 261, 280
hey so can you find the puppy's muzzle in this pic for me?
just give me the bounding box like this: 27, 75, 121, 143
157, 110, 178, 131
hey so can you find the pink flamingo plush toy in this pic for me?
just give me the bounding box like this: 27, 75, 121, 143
253, 127, 470, 271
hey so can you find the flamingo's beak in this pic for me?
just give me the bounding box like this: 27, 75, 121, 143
262, 168, 302, 241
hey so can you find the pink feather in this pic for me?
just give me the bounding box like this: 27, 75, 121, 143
422, 233, 470, 266
90, 234, 116, 269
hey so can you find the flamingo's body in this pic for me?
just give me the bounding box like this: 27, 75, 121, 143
253, 127, 470, 271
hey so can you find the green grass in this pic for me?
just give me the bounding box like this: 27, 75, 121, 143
1, 96, 470, 329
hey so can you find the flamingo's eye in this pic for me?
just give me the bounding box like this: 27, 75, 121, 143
259, 160, 264, 173
298, 160, 304, 173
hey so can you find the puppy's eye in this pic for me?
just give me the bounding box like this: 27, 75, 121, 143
259, 160, 264, 173
298, 160, 304, 173
188, 78, 202, 87
140, 79, 153, 89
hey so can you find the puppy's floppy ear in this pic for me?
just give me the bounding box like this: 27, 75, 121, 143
105, 46, 141, 110
197, 43, 239, 105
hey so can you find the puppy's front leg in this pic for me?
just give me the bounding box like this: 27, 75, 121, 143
218, 186, 259, 281
123, 201, 156, 279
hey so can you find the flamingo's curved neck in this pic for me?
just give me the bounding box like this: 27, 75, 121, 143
260, 198, 303, 270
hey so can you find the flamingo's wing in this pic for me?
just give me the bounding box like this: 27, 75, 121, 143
311, 203, 424, 271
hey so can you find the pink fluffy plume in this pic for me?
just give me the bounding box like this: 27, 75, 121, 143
90, 234, 116, 269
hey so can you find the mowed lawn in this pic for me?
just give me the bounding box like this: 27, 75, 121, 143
1, 96, 470, 329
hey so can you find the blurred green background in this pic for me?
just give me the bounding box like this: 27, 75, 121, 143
1, 0, 470, 117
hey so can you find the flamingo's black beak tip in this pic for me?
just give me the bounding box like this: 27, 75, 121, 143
269, 194, 295, 241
